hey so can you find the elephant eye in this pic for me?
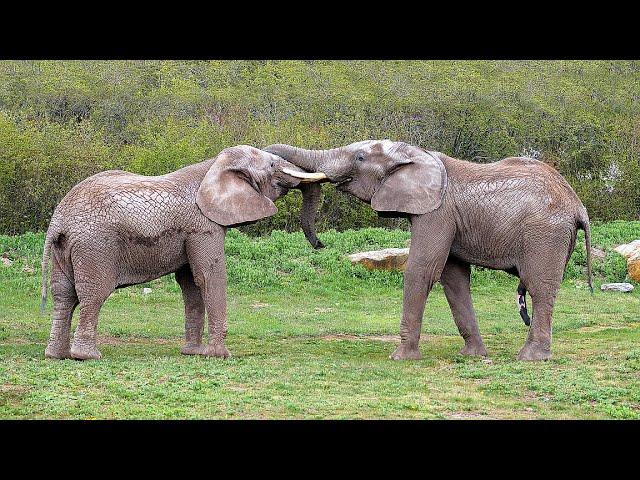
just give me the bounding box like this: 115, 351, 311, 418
270, 161, 275, 168
355, 153, 365, 162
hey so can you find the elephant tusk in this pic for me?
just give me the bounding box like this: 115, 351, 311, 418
282, 168, 328, 183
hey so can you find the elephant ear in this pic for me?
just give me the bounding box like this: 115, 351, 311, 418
371, 151, 447, 215
196, 164, 277, 227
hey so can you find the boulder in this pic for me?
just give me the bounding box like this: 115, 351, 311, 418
613, 240, 640, 258
613, 240, 640, 282
629, 259, 640, 283
600, 283, 634, 293
348, 248, 410, 272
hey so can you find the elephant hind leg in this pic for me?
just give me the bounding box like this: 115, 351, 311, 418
516, 256, 566, 361
69, 248, 118, 360
45, 257, 79, 360
440, 257, 488, 357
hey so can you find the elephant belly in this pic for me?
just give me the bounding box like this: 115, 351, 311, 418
117, 233, 189, 286
450, 242, 517, 271
450, 227, 520, 271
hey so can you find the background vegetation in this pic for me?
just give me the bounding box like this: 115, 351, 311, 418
1, 60, 639, 236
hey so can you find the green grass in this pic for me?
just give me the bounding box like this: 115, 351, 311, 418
1, 223, 639, 419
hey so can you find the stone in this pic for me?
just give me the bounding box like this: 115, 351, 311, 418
590, 246, 606, 260
347, 248, 410, 272
142, 288, 152, 294
600, 283, 634, 293
1, 255, 12, 267
613, 240, 640, 282
613, 240, 640, 259
629, 258, 640, 283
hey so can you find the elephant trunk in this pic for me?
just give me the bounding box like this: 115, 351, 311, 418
298, 182, 324, 249
264, 144, 344, 177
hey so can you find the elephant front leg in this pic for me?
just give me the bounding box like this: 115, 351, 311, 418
200, 268, 230, 359
390, 264, 431, 360
390, 216, 454, 361
440, 258, 487, 357
186, 233, 230, 359
176, 265, 206, 356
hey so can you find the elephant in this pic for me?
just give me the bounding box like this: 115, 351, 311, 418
265, 140, 593, 361
40, 145, 327, 360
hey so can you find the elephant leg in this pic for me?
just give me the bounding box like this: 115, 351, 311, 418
516, 254, 566, 361
45, 257, 78, 359
69, 249, 117, 360
440, 257, 487, 357
390, 214, 454, 361
175, 264, 206, 355
186, 232, 230, 359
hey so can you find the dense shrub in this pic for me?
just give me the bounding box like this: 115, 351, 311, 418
0, 60, 639, 235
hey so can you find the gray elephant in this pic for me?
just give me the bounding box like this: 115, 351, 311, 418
40, 145, 326, 360
265, 140, 593, 361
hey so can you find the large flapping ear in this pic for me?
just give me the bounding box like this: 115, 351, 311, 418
196, 162, 277, 227
371, 151, 447, 215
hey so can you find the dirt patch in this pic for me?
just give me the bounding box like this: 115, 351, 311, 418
577, 324, 639, 333
97, 335, 176, 346
319, 333, 459, 343
320, 333, 400, 343
251, 302, 270, 309
314, 307, 334, 314
0, 338, 32, 345
446, 412, 494, 420
0, 384, 29, 406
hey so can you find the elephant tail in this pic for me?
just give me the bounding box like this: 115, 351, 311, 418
40, 216, 61, 314
577, 210, 593, 294
40, 235, 52, 314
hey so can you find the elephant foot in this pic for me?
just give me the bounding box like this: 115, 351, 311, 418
201, 343, 231, 359
389, 343, 422, 361
517, 341, 551, 362
45, 343, 72, 360
459, 340, 488, 357
180, 344, 205, 356
70, 343, 102, 360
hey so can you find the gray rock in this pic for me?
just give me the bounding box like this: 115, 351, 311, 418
600, 283, 634, 293
348, 248, 410, 271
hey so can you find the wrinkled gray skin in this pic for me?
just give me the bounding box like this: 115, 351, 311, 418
41, 145, 324, 360
265, 140, 593, 361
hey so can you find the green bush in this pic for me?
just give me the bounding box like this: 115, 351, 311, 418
1, 60, 639, 235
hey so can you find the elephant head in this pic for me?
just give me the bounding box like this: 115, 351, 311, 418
264, 140, 447, 217
196, 145, 327, 247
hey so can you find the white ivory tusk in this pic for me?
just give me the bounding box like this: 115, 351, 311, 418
282, 168, 328, 183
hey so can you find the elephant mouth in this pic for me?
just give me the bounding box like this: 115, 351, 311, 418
334, 177, 353, 189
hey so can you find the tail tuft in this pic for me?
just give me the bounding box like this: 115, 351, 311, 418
578, 210, 593, 294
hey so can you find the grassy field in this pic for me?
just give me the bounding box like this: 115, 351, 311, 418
1, 223, 639, 419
